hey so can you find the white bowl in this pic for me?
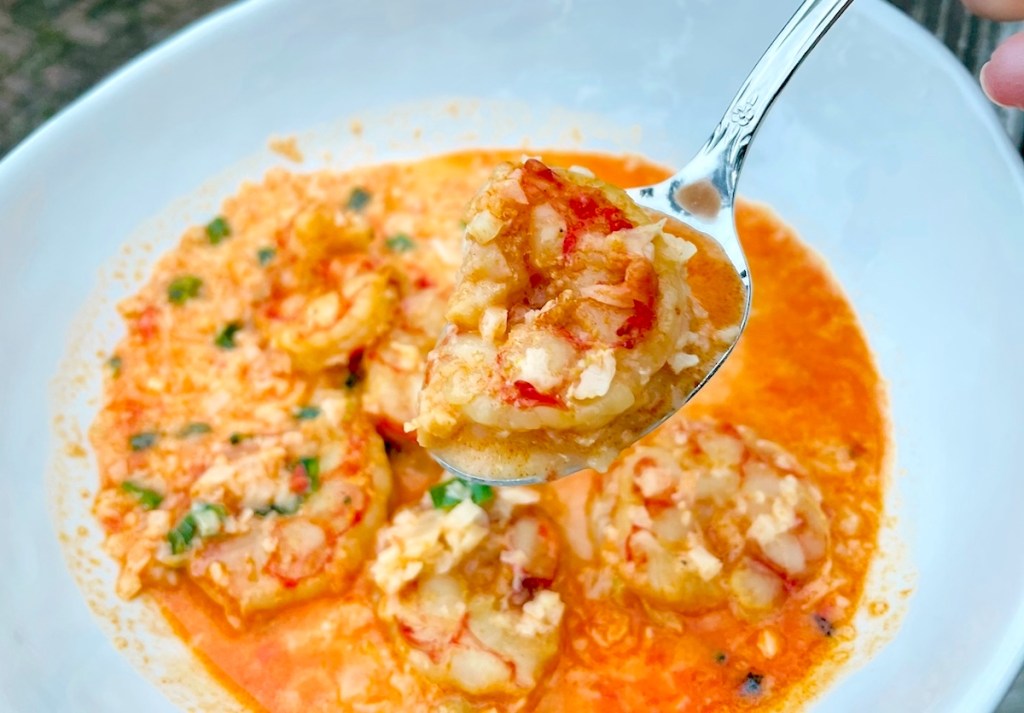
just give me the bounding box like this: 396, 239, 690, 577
1, 0, 1022, 711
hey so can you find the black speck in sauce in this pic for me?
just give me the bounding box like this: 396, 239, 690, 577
813, 613, 835, 637
740, 672, 764, 697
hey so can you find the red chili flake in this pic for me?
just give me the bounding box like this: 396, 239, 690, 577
519, 159, 634, 256
565, 194, 633, 255
569, 193, 600, 220
616, 299, 656, 348
604, 207, 634, 233
511, 380, 564, 408
414, 275, 435, 289
136, 306, 160, 339
562, 228, 580, 255
289, 466, 310, 493
520, 576, 554, 594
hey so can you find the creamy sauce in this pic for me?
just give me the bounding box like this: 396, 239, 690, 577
103, 150, 885, 712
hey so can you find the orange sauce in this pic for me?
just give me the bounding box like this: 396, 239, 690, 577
144, 150, 887, 712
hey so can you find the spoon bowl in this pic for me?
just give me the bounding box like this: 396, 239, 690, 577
435, 0, 854, 485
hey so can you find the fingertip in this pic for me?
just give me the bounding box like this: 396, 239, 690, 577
979, 60, 995, 98
980, 33, 1024, 109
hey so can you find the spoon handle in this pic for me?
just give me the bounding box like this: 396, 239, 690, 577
671, 0, 853, 205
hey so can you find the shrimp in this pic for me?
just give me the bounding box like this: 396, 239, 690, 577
415, 158, 740, 480
362, 270, 449, 443
258, 205, 398, 373
590, 418, 830, 616
180, 407, 392, 620
370, 485, 565, 697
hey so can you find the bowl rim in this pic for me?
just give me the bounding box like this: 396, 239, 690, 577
2, 0, 1023, 710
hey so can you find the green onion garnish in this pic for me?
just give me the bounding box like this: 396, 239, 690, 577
129, 431, 159, 452
346, 187, 371, 212
293, 405, 320, 420
297, 456, 320, 492
167, 502, 227, 555
167, 515, 196, 555
428, 478, 493, 510
177, 422, 212, 438
167, 275, 202, 305
255, 499, 301, 517
228, 432, 251, 445
468, 481, 495, 506
430, 479, 467, 509
385, 233, 415, 252
120, 481, 163, 510
107, 355, 122, 378
206, 216, 231, 244
257, 247, 276, 266
214, 321, 242, 349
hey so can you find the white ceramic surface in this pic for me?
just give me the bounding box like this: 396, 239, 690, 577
1, 0, 1023, 711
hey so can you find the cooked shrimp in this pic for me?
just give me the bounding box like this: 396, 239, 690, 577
371, 485, 565, 697
415, 158, 741, 480
590, 419, 830, 616
95, 393, 393, 622
362, 268, 449, 443
182, 410, 392, 620
259, 205, 398, 373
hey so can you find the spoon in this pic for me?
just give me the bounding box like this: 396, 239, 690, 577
624, 0, 854, 429
435, 0, 853, 485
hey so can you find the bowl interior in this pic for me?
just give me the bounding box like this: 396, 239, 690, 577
0, 1, 1023, 711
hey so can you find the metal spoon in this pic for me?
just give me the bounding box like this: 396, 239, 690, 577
436, 0, 854, 485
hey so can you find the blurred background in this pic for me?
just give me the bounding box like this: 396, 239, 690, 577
0, 0, 1020, 156
0, 0, 1021, 710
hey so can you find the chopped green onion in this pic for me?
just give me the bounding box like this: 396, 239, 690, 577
177, 422, 212, 438
298, 456, 320, 492
168, 502, 227, 555
192, 502, 227, 537
206, 216, 231, 244
468, 481, 494, 506
214, 321, 243, 349
429, 479, 469, 509
344, 372, 360, 389
167, 275, 202, 305
120, 481, 163, 510
257, 247, 276, 266
107, 355, 122, 378
276, 497, 300, 515
385, 233, 415, 252
255, 501, 298, 517
346, 187, 371, 211
293, 405, 320, 420
129, 431, 159, 452
429, 478, 494, 510
167, 515, 196, 555
228, 432, 251, 445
